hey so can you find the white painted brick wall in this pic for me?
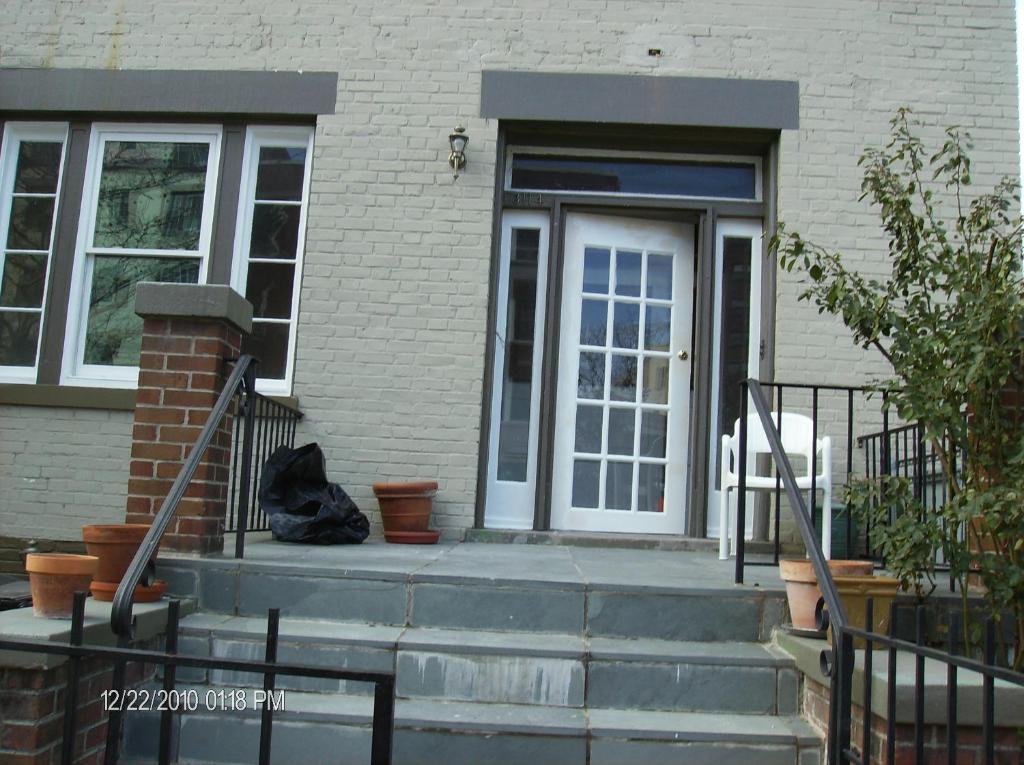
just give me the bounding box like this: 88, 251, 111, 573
0, 406, 132, 541
0, 0, 1017, 539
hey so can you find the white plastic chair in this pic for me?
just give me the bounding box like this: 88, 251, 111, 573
718, 412, 832, 560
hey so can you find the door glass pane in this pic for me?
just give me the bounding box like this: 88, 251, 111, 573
510, 155, 757, 200
605, 462, 633, 510
642, 357, 669, 404
250, 204, 301, 260
615, 250, 641, 296
647, 253, 673, 299
497, 227, 541, 482
1, 253, 47, 308
578, 351, 605, 399
644, 305, 671, 351
7, 198, 55, 250
612, 302, 639, 349
242, 322, 290, 380
639, 410, 667, 458
575, 405, 603, 454
580, 299, 607, 346
638, 464, 666, 513
14, 142, 63, 194
583, 248, 610, 293
93, 141, 210, 250
255, 146, 307, 201
607, 408, 635, 456
245, 262, 296, 319
0, 312, 41, 366
572, 460, 600, 508
610, 355, 637, 402
84, 255, 201, 366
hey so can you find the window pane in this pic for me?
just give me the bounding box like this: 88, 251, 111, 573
615, 250, 641, 297
84, 256, 200, 366
605, 462, 633, 510
510, 155, 757, 199
243, 321, 290, 380
638, 464, 665, 513
245, 262, 296, 319
572, 460, 600, 508
644, 305, 671, 352
250, 204, 301, 260
607, 408, 635, 456
14, 142, 63, 194
93, 141, 209, 250
716, 236, 753, 482
642, 357, 670, 404
610, 354, 637, 402
577, 351, 605, 399
612, 302, 639, 349
647, 254, 673, 299
1, 253, 47, 308
582, 247, 610, 294
580, 299, 607, 346
639, 410, 667, 458
255, 147, 307, 201
496, 227, 541, 483
574, 405, 603, 454
7, 197, 55, 250
0, 311, 41, 366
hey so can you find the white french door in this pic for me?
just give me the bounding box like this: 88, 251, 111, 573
551, 213, 694, 534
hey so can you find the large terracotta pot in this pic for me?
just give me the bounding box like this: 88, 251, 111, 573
372, 481, 439, 543
779, 558, 875, 630
833, 574, 901, 646
82, 523, 164, 602
25, 553, 98, 618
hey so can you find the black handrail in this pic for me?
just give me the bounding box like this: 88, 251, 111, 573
111, 354, 257, 639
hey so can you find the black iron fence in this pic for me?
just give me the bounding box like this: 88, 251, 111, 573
739, 379, 1024, 765
0, 593, 395, 765
226, 390, 303, 545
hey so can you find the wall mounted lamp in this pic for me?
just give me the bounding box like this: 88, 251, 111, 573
448, 125, 468, 178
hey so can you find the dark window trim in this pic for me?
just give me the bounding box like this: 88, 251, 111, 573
0, 69, 338, 117
482, 71, 799, 131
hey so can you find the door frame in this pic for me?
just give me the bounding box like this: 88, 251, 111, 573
474, 125, 779, 536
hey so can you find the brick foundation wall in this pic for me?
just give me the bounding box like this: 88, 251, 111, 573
803, 675, 1023, 765
0, 637, 159, 765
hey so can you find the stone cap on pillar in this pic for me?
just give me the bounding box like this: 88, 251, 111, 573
134, 282, 253, 334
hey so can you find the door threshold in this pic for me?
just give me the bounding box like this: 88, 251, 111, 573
465, 528, 779, 554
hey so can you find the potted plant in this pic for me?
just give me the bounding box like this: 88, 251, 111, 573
372, 480, 440, 543
82, 523, 166, 602
25, 553, 98, 618
779, 558, 876, 631
774, 109, 1024, 666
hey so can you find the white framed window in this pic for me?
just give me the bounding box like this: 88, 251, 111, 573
62, 124, 222, 386
0, 122, 68, 382
231, 126, 314, 394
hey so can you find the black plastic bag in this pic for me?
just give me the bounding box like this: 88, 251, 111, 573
258, 443, 369, 544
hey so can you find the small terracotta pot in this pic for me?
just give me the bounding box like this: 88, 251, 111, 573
373, 481, 438, 542
25, 553, 98, 618
833, 574, 901, 646
779, 559, 875, 630
82, 523, 157, 601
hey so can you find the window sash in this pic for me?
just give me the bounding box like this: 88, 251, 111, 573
0, 122, 69, 382
231, 126, 314, 395
63, 124, 222, 386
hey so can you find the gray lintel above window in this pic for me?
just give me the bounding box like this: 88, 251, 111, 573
480, 71, 798, 131
0, 69, 338, 116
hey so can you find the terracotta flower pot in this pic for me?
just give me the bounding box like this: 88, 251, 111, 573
372, 481, 439, 544
779, 558, 875, 630
832, 574, 901, 646
82, 523, 158, 601
25, 553, 98, 618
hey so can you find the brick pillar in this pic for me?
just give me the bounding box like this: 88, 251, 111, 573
125, 283, 253, 555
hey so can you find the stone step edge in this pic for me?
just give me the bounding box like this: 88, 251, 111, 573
133, 685, 819, 745
178, 614, 795, 667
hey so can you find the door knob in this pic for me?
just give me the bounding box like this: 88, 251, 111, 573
677, 350, 689, 361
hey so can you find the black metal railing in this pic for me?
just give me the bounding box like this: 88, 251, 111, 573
0, 592, 395, 765
226, 391, 303, 552
741, 379, 1024, 765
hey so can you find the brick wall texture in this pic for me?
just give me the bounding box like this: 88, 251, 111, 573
0, 0, 1018, 538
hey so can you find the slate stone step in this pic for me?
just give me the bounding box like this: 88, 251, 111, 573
170, 614, 799, 713
122, 687, 822, 765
